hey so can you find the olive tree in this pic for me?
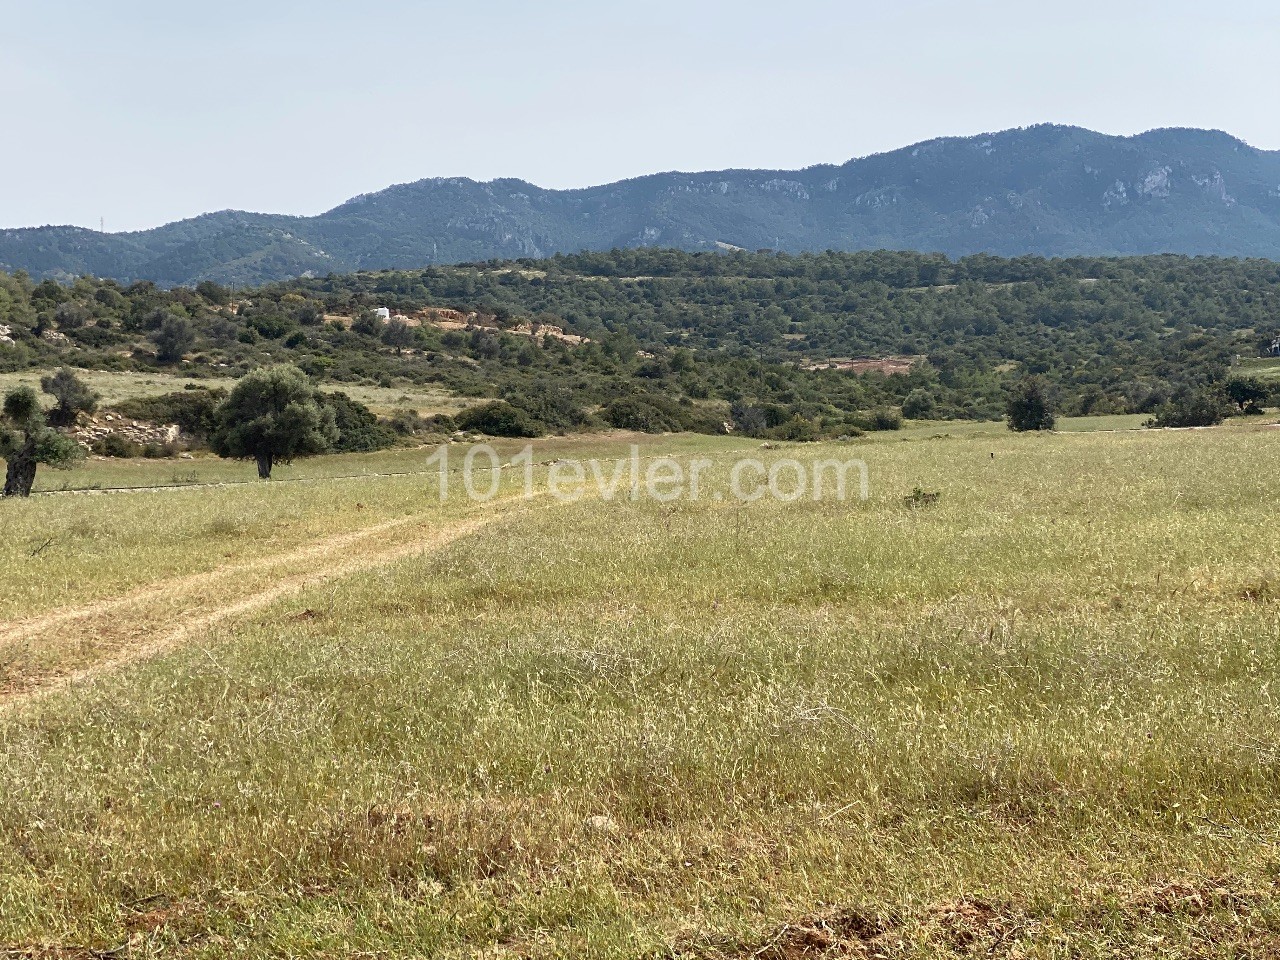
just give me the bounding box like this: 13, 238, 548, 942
210, 366, 337, 479
41, 368, 99, 427
381, 317, 415, 355
1, 387, 83, 497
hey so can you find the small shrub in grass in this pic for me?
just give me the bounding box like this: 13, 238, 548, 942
602, 395, 682, 434
94, 433, 141, 458
142, 442, 179, 459
387, 409, 427, 436
904, 487, 941, 508
852, 408, 903, 432
455, 401, 538, 438
1239, 575, 1278, 603
768, 416, 821, 442
392, 411, 457, 437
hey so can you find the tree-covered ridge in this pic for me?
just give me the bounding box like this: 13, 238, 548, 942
0, 249, 1276, 440
0, 267, 932, 439
4, 125, 1280, 287
278, 248, 1278, 412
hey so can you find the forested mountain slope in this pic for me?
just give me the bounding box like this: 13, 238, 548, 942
4, 126, 1280, 286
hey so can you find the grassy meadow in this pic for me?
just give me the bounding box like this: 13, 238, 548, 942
28, 413, 1166, 494
2, 423, 1280, 956
1236, 357, 1280, 382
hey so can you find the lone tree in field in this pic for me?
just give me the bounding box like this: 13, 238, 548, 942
211, 365, 337, 479
41, 368, 98, 427
1225, 375, 1269, 414
1005, 376, 1056, 432
1, 387, 83, 497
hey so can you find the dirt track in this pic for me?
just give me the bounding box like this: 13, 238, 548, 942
0, 499, 540, 709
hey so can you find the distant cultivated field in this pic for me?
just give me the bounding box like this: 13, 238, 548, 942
2, 424, 1280, 957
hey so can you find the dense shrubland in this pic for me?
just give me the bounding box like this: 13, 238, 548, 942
0, 250, 1276, 449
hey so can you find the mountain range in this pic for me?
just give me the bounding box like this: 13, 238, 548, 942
4, 124, 1280, 287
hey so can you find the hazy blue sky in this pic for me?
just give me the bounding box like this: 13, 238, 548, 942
3, 0, 1277, 231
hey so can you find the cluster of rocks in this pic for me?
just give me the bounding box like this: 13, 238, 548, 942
416, 308, 590, 345
0, 324, 13, 347
510, 320, 588, 345
71, 414, 184, 450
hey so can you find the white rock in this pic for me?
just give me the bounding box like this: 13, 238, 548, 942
583, 815, 619, 836
1103, 181, 1129, 209
1137, 166, 1172, 199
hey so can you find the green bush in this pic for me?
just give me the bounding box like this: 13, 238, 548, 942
601, 395, 683, 434
853, 408, 903, 432
142, 442, 179, 459
112, 388, 227, 439
1005, 377, 1056, 432
389, 411, 457, 437
455, 401, 538, 438
901, 389, 937, 420
69, 325, 123, 348
503, 383, 591, 433
768, 416, 821, 441
1225, 376, 1270, 414
94, 433, 141, 458
1146, 387, 1229, 428
320, 392, 398, 452
387, 409, 426, 436
425, 413, 459, 434
246, 314, 297, 341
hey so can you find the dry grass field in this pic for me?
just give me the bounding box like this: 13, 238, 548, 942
2, 423, 1280, 957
